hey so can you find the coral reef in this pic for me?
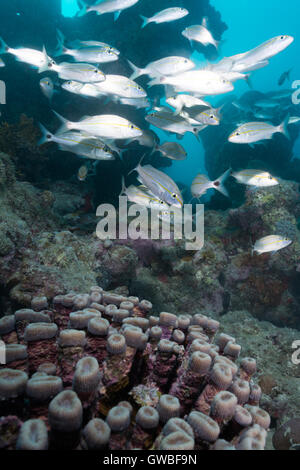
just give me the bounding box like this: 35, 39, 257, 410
0, 286, 272, 450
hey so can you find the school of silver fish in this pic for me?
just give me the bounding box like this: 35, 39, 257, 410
0, 1, 297, 255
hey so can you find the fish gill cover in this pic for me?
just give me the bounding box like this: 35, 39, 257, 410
0, 0, 299, 453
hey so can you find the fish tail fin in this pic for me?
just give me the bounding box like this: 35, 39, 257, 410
140, 15, 149, 29
119, 176, 126, 197
38, 46, 51, 73
128, 153, 146, 176
279, 115, 290, 139
77, 0, 88, 16
53, 110, 71, 134
0, 37, 9, 54
245, 74, 253, 88
127, 59, 144, 80
214, 168, 231, 197
54, 29, 66, 56
38, 124, 53, 146
173, 106, 183, 116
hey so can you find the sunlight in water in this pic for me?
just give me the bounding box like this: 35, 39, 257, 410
61, 0, 79, 17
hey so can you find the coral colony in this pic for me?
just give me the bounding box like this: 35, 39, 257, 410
0, 286, 271, 450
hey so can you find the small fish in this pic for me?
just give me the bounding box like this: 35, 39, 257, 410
231, 169, 279, 187
288, 116, 300, 125
278, 68, 292, 86
149, 70, 234, 96
117, 96, 150, 108
121, 180, 170, 211
0, 38, 55, 69
78, 0, 140, 21
230, 35, 294, 73
93, 74, 147, 99
128, 57, 195, 80
69, 40, 120, 56
166, 94, 211, 115
255, 99, 279, 108
146, 110, 201, 138
182, 18, 218, 49
40, 62, 106, 83
191, 169, 230, 199
140, 7, 189, 28
38, 124, 115, 160
61, 80, 103, 98
156, 142, 187, 160
55, 30, 119, 63
53, 111, 143, 140
39, 77, 54, 100
228, 119, 289, 144
0, 58, 5, 67
132, 161, 183, 208
253, 235, 292, 255
78, 165, 89, 181
184, 107, 220, 126
126, 129, 159, 148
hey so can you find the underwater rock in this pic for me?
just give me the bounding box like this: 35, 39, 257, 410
272, 418, 300, 450
0, 286, 273, 450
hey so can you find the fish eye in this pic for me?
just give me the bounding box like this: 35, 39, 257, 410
184, 59, 188, 63
171, 193, 177, 199
48, 62, 53, 68
210, 114, 214, 119
46, 134, 51, 139
193, 128, 197, 132
159, 200, 164, 205
280, 36, 284, 40
130, 125, 134, 129
236, 132, 240, 136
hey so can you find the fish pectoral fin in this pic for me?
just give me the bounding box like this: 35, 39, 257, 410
114, 10, 121, 21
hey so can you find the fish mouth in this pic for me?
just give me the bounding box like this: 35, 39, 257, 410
171, 199, 183, 209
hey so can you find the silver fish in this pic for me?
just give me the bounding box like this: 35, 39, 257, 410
128, 56, 195, 80
229, 120, 289, 144
78, 165, 89, 181
133, 162, 183, 208
140, 7, 189, 28
231, 169, 279, 187
78, 0, 140, 21
156, 142, 187, 160
288, 116, 300, 125
191, 169, 230, 199
69, 40, 120, 56
39, 124, 115, 160
42, 62, 106, 83
0, 39, 55, 69
121, 181, 170, 211
39, 77, 54, 100
253, 235, 292, 255
55, 30, 118, 63
126, 129, 158, 148
146, 110, 201, 138
53, 111, 143, 140
182, 18, 218, 49
93, 74, 147, 99
166, 94, 211, 115
61, 80, 103, 98
149, 70, 234, 96
184, 106, 220, 126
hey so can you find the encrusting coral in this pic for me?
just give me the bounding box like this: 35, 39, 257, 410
0, 286, 271, 450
